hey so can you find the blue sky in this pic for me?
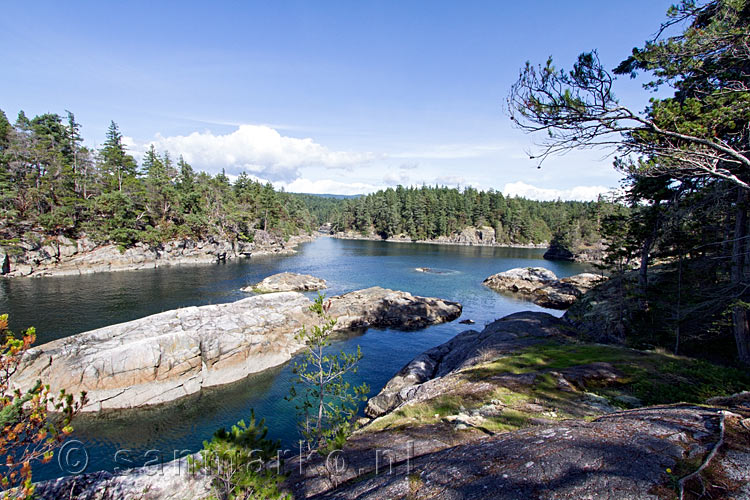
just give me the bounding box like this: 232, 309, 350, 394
2, 1, 675, 199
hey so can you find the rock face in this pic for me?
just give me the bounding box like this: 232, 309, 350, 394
333, 226, 546, 248
482, 267, 606, 309
1, 231, 316, 278
285, 312, 750, 499
289, 406, 750, 500
11, 287, 461, 411
544, 241, 606, 264
365, 311, 571, 417
34, 456, 211, 500
244, 272, 328, 293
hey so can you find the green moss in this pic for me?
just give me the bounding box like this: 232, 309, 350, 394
465, 342, 750, 407
627, 358, 750, 406
466, 344, 637, 379
490, 387, 530, 406
483, 409, 533, 433
366, 395, 465, 431
364, 340, 750, 445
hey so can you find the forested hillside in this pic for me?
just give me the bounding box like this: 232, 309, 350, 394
318, 185, 622, 245
0, 110, 314, 250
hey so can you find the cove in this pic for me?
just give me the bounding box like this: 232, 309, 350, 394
0, 237, 590, 481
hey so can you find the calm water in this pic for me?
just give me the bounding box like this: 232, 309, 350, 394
0, 237, 590, 481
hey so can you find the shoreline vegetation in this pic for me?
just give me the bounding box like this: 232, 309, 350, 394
330, 229, 547, 249
302, 185, 618, 251
0, 111, 321, 280
1, 231, 318, 279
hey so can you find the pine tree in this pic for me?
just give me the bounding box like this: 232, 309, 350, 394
99, 121, 137, 193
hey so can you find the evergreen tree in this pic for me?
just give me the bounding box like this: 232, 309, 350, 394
99, 121, 137, 193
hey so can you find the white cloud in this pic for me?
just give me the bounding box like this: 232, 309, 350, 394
277, 178, 380, 196
502, 181, 612, 201
138, 125, 375, 182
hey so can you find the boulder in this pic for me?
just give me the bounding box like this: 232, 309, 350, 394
483, 267, 606, 309
244, 272, 328, 293
12, 288, 461, 411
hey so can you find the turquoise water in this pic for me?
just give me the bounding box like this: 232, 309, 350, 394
0, 237, 590, 481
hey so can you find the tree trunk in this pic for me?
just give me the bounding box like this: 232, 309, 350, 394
639, 209, 659, 292
638, 233, 653, 291
731, 188, 750, 365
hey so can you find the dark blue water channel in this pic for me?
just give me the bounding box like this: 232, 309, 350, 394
0, 237, 591, 481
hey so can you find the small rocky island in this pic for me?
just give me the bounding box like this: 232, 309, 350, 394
243, 272, 328, 293
11, 286, 461, 412
483, 267, 606, 309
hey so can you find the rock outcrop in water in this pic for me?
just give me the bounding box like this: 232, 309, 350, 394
11, 287, 461, 411
243, 272, 328, 293
482, 267, 606, 309
0, 231, 316, 278
544, 241, 606, 264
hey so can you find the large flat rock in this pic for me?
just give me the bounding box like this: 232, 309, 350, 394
292, 406, 750, 500
12, 287, 461, 411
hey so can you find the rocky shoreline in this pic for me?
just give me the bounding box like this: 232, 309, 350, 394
11, 287, 462, 412
331, 227, 547, 249
31, 310, 750, 499
1, 231, 317, 278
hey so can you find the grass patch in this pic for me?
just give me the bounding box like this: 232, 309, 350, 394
627, 358, 750, 405
465, 343, 750, 407
489, 387, 531, 406
467, 344, 634, 379
483, 409, 533, 433
364, 341, 750, 441
366, 395, 465, 432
